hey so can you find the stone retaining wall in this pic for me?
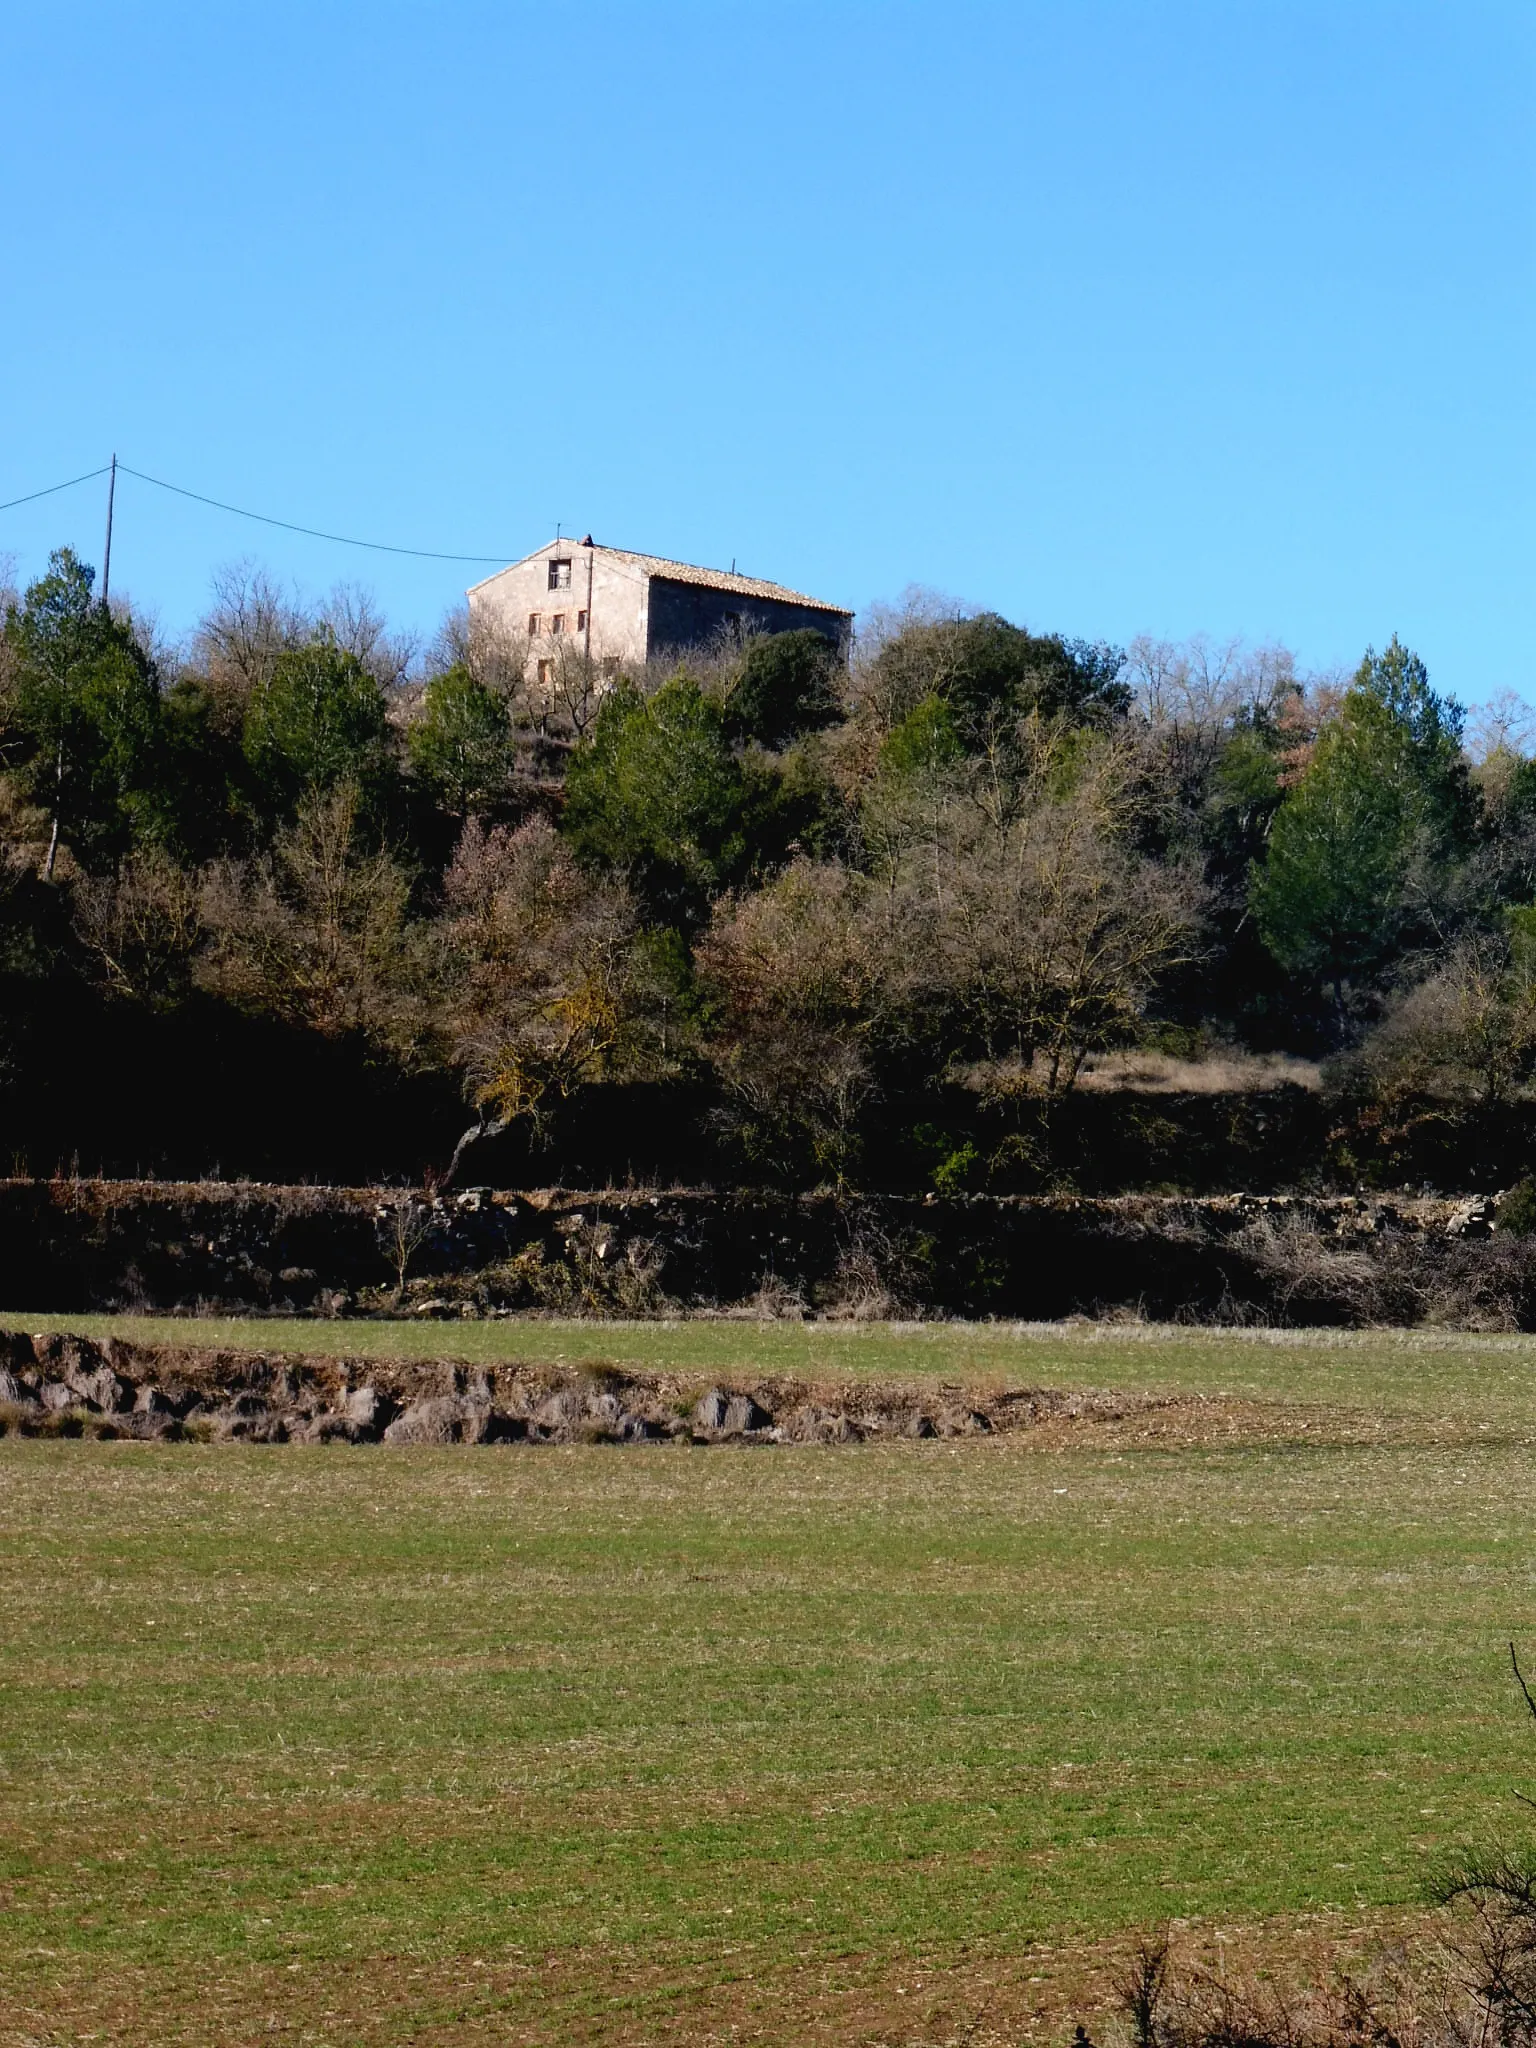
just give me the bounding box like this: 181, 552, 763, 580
0, 1181, 1527, 1326
0, 1327, 1152, 1447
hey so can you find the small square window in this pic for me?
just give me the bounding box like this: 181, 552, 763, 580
528, 612, 541, 635
548, 558, 572, 590
551, 613, 566, 635
600, 655, 620, 679
537, 658, 553, 687
577, 609, 588, 632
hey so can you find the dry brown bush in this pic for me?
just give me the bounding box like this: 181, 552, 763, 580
697, 859, 884, 1183
436, 818, 662, 1181
817, 1215, 925, 1320
1229, 1214, 1413, 1327
72, 850, 203, 1006
871, 717, 1207, 1097
1111, 1841, 1536, 2048
1215, 1218, 1536, 1333
1358, 936, 1536, 1113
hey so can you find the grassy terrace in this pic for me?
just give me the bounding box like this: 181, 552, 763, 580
6, 1318, 1536, 2045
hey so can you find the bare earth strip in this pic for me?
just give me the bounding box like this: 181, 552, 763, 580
4, 1320, 1536, 2044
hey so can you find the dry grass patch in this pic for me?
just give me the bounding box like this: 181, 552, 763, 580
1073, 1049, 1324, 1094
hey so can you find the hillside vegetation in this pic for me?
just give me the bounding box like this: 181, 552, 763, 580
5, 554, 1535, 1190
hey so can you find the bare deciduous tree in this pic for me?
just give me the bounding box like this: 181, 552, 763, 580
877, 718, 1207, 1098
192, 563, 306, 700
380, 1192, 436, 1302
198, 781, 414, 1039
697, 860, 884, 1182
1466, 692, 1536, 817
192, 567, 417, 712
846, 586, 975, 736
1126, 632, 1299, 735
436, 818, 650, 1183
1468, 691, 1536, 767
1358, 930, 1536, 1112
431, 602, 528, 706
535, 639, 609, 745
72, 851, 203, 1007
315, 582, 418, 692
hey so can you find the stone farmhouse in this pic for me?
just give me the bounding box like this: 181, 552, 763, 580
467, 537, 853, 689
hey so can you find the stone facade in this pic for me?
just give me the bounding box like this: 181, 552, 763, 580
467, 536, 852, 688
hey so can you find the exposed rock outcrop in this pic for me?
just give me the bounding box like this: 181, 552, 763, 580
0, 1327, 1171, 1448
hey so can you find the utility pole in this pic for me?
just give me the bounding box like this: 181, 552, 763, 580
100, 453, 117, 607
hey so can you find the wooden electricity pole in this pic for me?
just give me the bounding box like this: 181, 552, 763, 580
100, 453, 117, 606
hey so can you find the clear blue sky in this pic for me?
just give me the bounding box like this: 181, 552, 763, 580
2, 2, 1531, 701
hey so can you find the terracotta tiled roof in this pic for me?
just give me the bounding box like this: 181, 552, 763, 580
599, 544, 852, 615
470, 540, 851, 616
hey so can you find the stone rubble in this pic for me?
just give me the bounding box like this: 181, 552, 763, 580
0, 1329, 1156, 1449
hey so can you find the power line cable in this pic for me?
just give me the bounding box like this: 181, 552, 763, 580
0, 465, 114, 514
116, 463, 512, 563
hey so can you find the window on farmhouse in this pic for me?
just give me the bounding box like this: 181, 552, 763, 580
537, 659, 553, 687
600, 655, 620, 678
551, 613, 566, 635
577, 609, 588, 631
527, 612, 540, 635
548, 558, 572, 590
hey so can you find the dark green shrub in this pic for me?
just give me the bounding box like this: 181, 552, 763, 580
1496, 1178, 1536, 1236
726, 630, 840, 749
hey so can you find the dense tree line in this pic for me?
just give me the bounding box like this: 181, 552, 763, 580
3, 545, 1533, 1188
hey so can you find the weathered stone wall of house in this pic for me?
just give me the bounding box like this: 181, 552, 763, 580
468, 546, 649, 677
644, 576, 850, 662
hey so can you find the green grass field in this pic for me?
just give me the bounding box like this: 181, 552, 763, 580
6, 1318, 1536, 2046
